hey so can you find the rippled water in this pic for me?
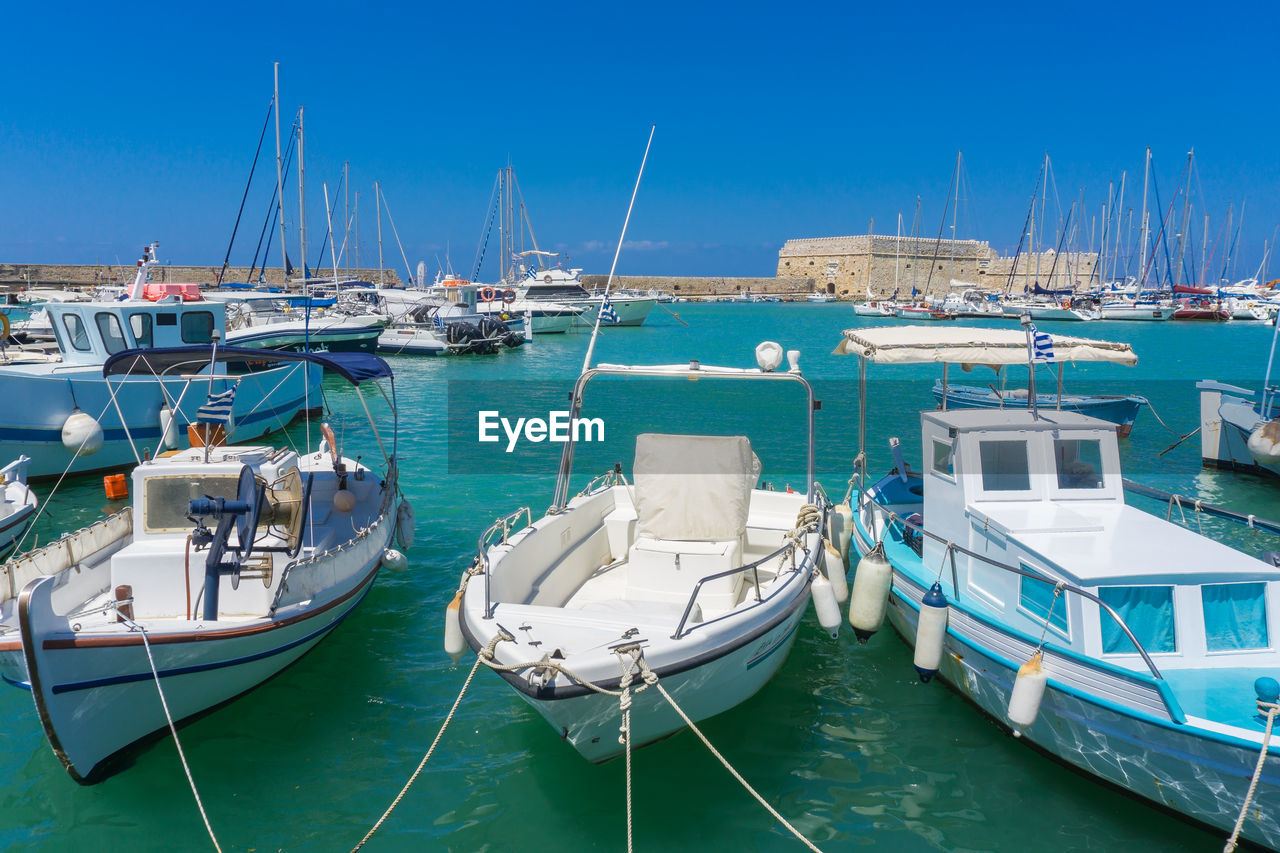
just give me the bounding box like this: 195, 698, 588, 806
2, 304, 1275, 851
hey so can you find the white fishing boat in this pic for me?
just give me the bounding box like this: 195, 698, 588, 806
0, 457, 36, 560
1097, 297, 1174, 321
853, 300, 897, 317
208, 292, 386, 352
838, 324, 1280, 850
0, 346, 409, 782
806, 291, 836, 303
1200, 312, 1280, 479
0, 249, 321, 479
455, 351, 832, 762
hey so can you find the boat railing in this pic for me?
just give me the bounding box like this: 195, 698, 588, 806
671, 534, 815, 641
0, 507, 133, 604
1122, 479, 1280, 537
861, 493, 1169, 686
478, 506, 533, 619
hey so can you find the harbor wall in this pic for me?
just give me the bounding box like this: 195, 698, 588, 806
579, 275, 817, 297
777, 235, 1098, 299
0, 263, 403, 290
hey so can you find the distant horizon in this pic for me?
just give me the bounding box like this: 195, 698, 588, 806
2, 2, 1274, 283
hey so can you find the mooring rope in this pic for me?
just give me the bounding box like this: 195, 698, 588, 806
350, 645, 490, 852
1224, 698, 1280, 853
122, 615, 222, 852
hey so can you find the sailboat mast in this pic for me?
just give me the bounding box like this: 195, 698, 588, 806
344, 162, 351, 278
375, 181, 384, 285
297, 106, 307, 287
949, 152, 961, 286
273, 62, 288, 283
864, 216, 874, 299
1200, 213, 1210, 284
1175, 149, 1193, 287
354, 191, 360, 274
893, 211, 902, 293
1112, 171, 1127, 283
1139, 147, 1151, 287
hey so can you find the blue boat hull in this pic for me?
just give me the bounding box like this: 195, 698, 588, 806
933, 382, 1145, 436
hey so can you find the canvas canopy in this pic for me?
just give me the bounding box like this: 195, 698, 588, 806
833, 326, 1137, 366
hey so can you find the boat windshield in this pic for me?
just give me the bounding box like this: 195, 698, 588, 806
143, 474, 240, 533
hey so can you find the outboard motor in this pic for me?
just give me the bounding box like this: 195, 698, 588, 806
446, 321, 482, 353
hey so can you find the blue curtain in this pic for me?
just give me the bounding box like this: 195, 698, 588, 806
1202, 583, 1269, 652
1021, 574, 1067, 633
1099, 586, 1176, 654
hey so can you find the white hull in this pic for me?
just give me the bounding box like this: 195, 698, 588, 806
1099, 305, 1173, 321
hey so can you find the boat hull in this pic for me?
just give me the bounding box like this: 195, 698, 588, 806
934, 383, 1145, 437
18, 533, 388, 782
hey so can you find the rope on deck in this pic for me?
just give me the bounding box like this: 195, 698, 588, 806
1224, 699, 1279, 852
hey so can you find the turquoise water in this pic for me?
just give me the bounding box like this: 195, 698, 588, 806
3, 304, 1278, 851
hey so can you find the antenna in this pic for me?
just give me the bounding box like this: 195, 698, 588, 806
580, 125, 656, 373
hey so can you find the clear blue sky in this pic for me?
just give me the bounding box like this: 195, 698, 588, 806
2, 1, 1276, 280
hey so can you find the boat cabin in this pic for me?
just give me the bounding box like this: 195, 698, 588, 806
895, 408, 1278, 676
45, 299, 224, 366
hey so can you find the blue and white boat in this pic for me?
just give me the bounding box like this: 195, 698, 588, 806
838, 325, 1280, 850
1200, 309, 1280, 479
931, 381, 1147, 438
0, 250, 321, 479
0, 346, 408, 782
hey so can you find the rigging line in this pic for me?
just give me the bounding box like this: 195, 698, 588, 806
471, 171, 502, 281
311, 168, 345, 274
218, 97, 275, 286
1005, 158, 1046, 293
922, 152, 959, 298
377, 189, 417, 286
581, 124, 656, 374
249, 127, 298, 283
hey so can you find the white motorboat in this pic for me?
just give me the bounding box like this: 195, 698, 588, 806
838, 325, 1280, 850
853, 301, 897, 317
806, 291, 836, 303
520, 265, 655, 326
0, 457, 36, 560
0, 346, 409, 782
1097, 297, 1174, 321
209, 293, 386, 352
457, 354, 831, 762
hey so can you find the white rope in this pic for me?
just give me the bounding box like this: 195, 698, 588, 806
350, 655, 482, 852
1224, 700, 1279, 852
123, 616, 222, 852
637, 657, 822, 852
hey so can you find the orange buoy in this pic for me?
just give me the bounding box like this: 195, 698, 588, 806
104, 473, 129, 500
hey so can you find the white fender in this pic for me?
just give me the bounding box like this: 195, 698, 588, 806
848, 544, 893, 643
381, 548, 408, 572
396, 500, 416, 549
823, 541, 849, 604
914, 582, 949, 682
61, 410, 103, 456
1007, 651, 1048, 734
811, 573, 841, 639
444, 590, 466, 662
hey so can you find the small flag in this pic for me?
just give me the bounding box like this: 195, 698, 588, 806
1030, 325, 1055, 361
599, 295, 619, 324
197, 386, 237, 425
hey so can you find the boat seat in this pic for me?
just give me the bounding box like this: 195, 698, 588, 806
576, 597, 703, 625
626, 535, 744, 614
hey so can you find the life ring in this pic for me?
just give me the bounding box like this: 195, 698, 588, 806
1061, 300, 1070, 310
480, 286, 496, 302
0, 312, 9, 341
543, 274, 552, 284
503, 289, 516, 303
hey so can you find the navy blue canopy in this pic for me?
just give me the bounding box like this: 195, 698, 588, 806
102, 346, 394, 385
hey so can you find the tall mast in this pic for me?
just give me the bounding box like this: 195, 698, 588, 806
1175, 148, 1193, 287
893, 210, 902, 293
1139, 147, 1151, 287
375, 181, 384, 285
1199, 213, 1210, 284
863, 216, 874, 299
949, 151, 961, 286
273, 62, 288, 283
498, 168, 507, 283
354, 191, 360, 275
1112, 171, 1127, 283
297, 106, 307, 287
343, 162, 351, 278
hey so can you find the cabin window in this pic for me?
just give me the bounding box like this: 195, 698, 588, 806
978, 440, 1030, 492
180, 311, 215, 343
1053, 439, 1104, 490
129, 313, 153, 347
1099, 586, 1176, 654
95, 312, 128, 355
156, 313, 177, 326
1020, 572, 1068, 635
931, 439, 954, 477
61, 314, 91, 351
143, 474, 240, 533
1202, 583, 1269, 652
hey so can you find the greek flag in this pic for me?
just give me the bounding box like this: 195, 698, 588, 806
599, 295, 619, 324
1030, 325, 1055, 361
196, 386, 237, 424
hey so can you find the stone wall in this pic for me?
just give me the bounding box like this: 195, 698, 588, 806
579, 275, 818, 296
776, 234, 1098, 298
0, 263, 402, 290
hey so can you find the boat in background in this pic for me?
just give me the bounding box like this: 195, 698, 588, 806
0, 346, 408, 782
838, 325, 1280, 850
932, 380, 1146, 437
0, 457, 36, 560
807, 291, 836, 303
853, 300, 897, 317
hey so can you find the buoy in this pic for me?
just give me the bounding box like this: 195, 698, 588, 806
158, 404, 178, 450
444, 590, 466, 662
333, 489, 357, 513
848, 543, 893, 643
103, 473, 129, 501
1007, 651, 1048, 735
395, 500, 416, 549
811, 572, 841, 639
1247, 419, 1280, 465
828, 499, 854, 563
381, 548, 408, 572
823, 541, 849, 604
61, 409, 104, 456
913, 582, 949, 682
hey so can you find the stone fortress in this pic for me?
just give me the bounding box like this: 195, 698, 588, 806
776, 234, 1099, 299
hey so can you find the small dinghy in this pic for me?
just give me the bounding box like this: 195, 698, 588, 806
0, 346, 408, 782
458, 355, 829, 761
